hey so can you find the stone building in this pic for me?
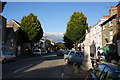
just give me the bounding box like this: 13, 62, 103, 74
101, 6, 117, 47
5, 27, 17, 55
117, 2, 120, 57
6, 19, 21, 56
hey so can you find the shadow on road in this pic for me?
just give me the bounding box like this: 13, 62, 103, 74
2, 53, 64, 78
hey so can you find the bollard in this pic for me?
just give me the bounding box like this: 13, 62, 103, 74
73, 63, 76, 70
74, 65, 79, 74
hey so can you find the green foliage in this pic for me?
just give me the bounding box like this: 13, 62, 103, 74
55, 43, 66, 49
63, 34, 74, 49
64, 11, 88, 50
20, 13, 43, 43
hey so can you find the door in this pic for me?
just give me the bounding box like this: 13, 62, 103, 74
69, 51, 75, 63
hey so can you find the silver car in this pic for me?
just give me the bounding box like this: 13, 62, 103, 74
33, 49, 41, 55
0, 51, 16, 63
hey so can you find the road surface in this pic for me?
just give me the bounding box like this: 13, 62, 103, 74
2, 52, 88, 79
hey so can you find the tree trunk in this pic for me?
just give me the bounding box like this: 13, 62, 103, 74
75, 41, 78, 50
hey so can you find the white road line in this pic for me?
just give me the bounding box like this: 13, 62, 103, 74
61, 73, 64, 78
13, 64, 32, 73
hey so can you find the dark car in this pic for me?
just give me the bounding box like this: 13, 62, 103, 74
57, 50, 65, 56
88, 63, 120, 80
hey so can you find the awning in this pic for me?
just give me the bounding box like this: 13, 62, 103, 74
99, 42, 113, 50
99, 45, 108, 50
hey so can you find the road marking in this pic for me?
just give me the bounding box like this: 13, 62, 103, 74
13, 64, 32, 73
61, 73, 64, 78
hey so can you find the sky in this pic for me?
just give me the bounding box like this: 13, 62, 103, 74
2, 2, 119, 42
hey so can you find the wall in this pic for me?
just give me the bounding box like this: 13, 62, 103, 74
102, 16, 117, 46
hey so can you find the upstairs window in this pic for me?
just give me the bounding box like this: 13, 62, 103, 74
103, 25, 106, 30
109, 30, 113, 41
109, 20, 113, 27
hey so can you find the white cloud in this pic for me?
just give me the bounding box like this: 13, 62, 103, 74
43, 32, 64, 42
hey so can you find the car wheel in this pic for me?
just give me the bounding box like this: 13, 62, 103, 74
65, 59, 69, 65
3, 59, 7, 63
13, 57, 16, 61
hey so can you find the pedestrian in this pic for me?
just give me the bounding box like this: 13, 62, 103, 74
97, 51, 100, 56
97, 51, 100, 61
91, 60, 94, 67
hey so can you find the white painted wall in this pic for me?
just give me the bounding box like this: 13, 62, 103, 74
89, 17, 108, 57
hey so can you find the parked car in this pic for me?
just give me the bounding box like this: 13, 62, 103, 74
87, 63, 120, 80
33, 49, 41, 55
0, 50, 16, 63
57, 50, 65, 56
41, 50, 48, 54
48, 50, 54, 53
64, 50, 84, 65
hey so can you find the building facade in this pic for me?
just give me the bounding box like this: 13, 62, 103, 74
101, 6, 117, 47
89, 16, 108, 57
117, 3, 120, 57
6, 19, 21, 56
5, 28, 17, 55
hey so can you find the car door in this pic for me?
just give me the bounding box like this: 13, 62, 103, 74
7, 51, 13, 60
74, 52, 83, 64
69, 51, 75, 63
64, 50, 70, 59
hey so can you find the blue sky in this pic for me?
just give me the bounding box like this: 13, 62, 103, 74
2, 2, 118, 33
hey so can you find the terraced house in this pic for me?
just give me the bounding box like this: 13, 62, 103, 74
117, 2, 120, 58
89, 16, 108, 57
100, 6, 118, 62
101, 6, 117, 47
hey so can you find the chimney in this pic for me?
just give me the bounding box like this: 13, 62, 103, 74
103, 15, 110, 18
109, 6, 117, 17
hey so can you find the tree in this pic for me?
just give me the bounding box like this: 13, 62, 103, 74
55, 43, 66, 50
64, 11, 88, 50
63, 34, 74, 49
20, 13, 43, 43
20, 13, 43, 53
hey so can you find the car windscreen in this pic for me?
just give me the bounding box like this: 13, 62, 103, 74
65, 51, 70, 55
116, 71, 120, 79
34, 50, 40, 52
75, 52, 83, 57
80, 52, 84, 56
75, 52, 80, 56
114, 68, 120, 79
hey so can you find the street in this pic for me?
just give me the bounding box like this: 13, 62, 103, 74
2, 52, 88, 79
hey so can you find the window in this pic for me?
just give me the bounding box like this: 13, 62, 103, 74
109, 20, 113, 27
65, 51, 70, 55
109, 30, 113, 41
100, 66, 112, 80
93, 64, 106, 78
103, 25, 106, 30
70, 51, 74, 55
75, 52, 82, 57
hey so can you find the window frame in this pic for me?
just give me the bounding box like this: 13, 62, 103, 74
109, 30, 113, 41
109, 20, 113, 27
100, 65, 113, 80
103, 25, 106, 30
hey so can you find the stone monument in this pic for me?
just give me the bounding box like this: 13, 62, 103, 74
81, 30, 92, 71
